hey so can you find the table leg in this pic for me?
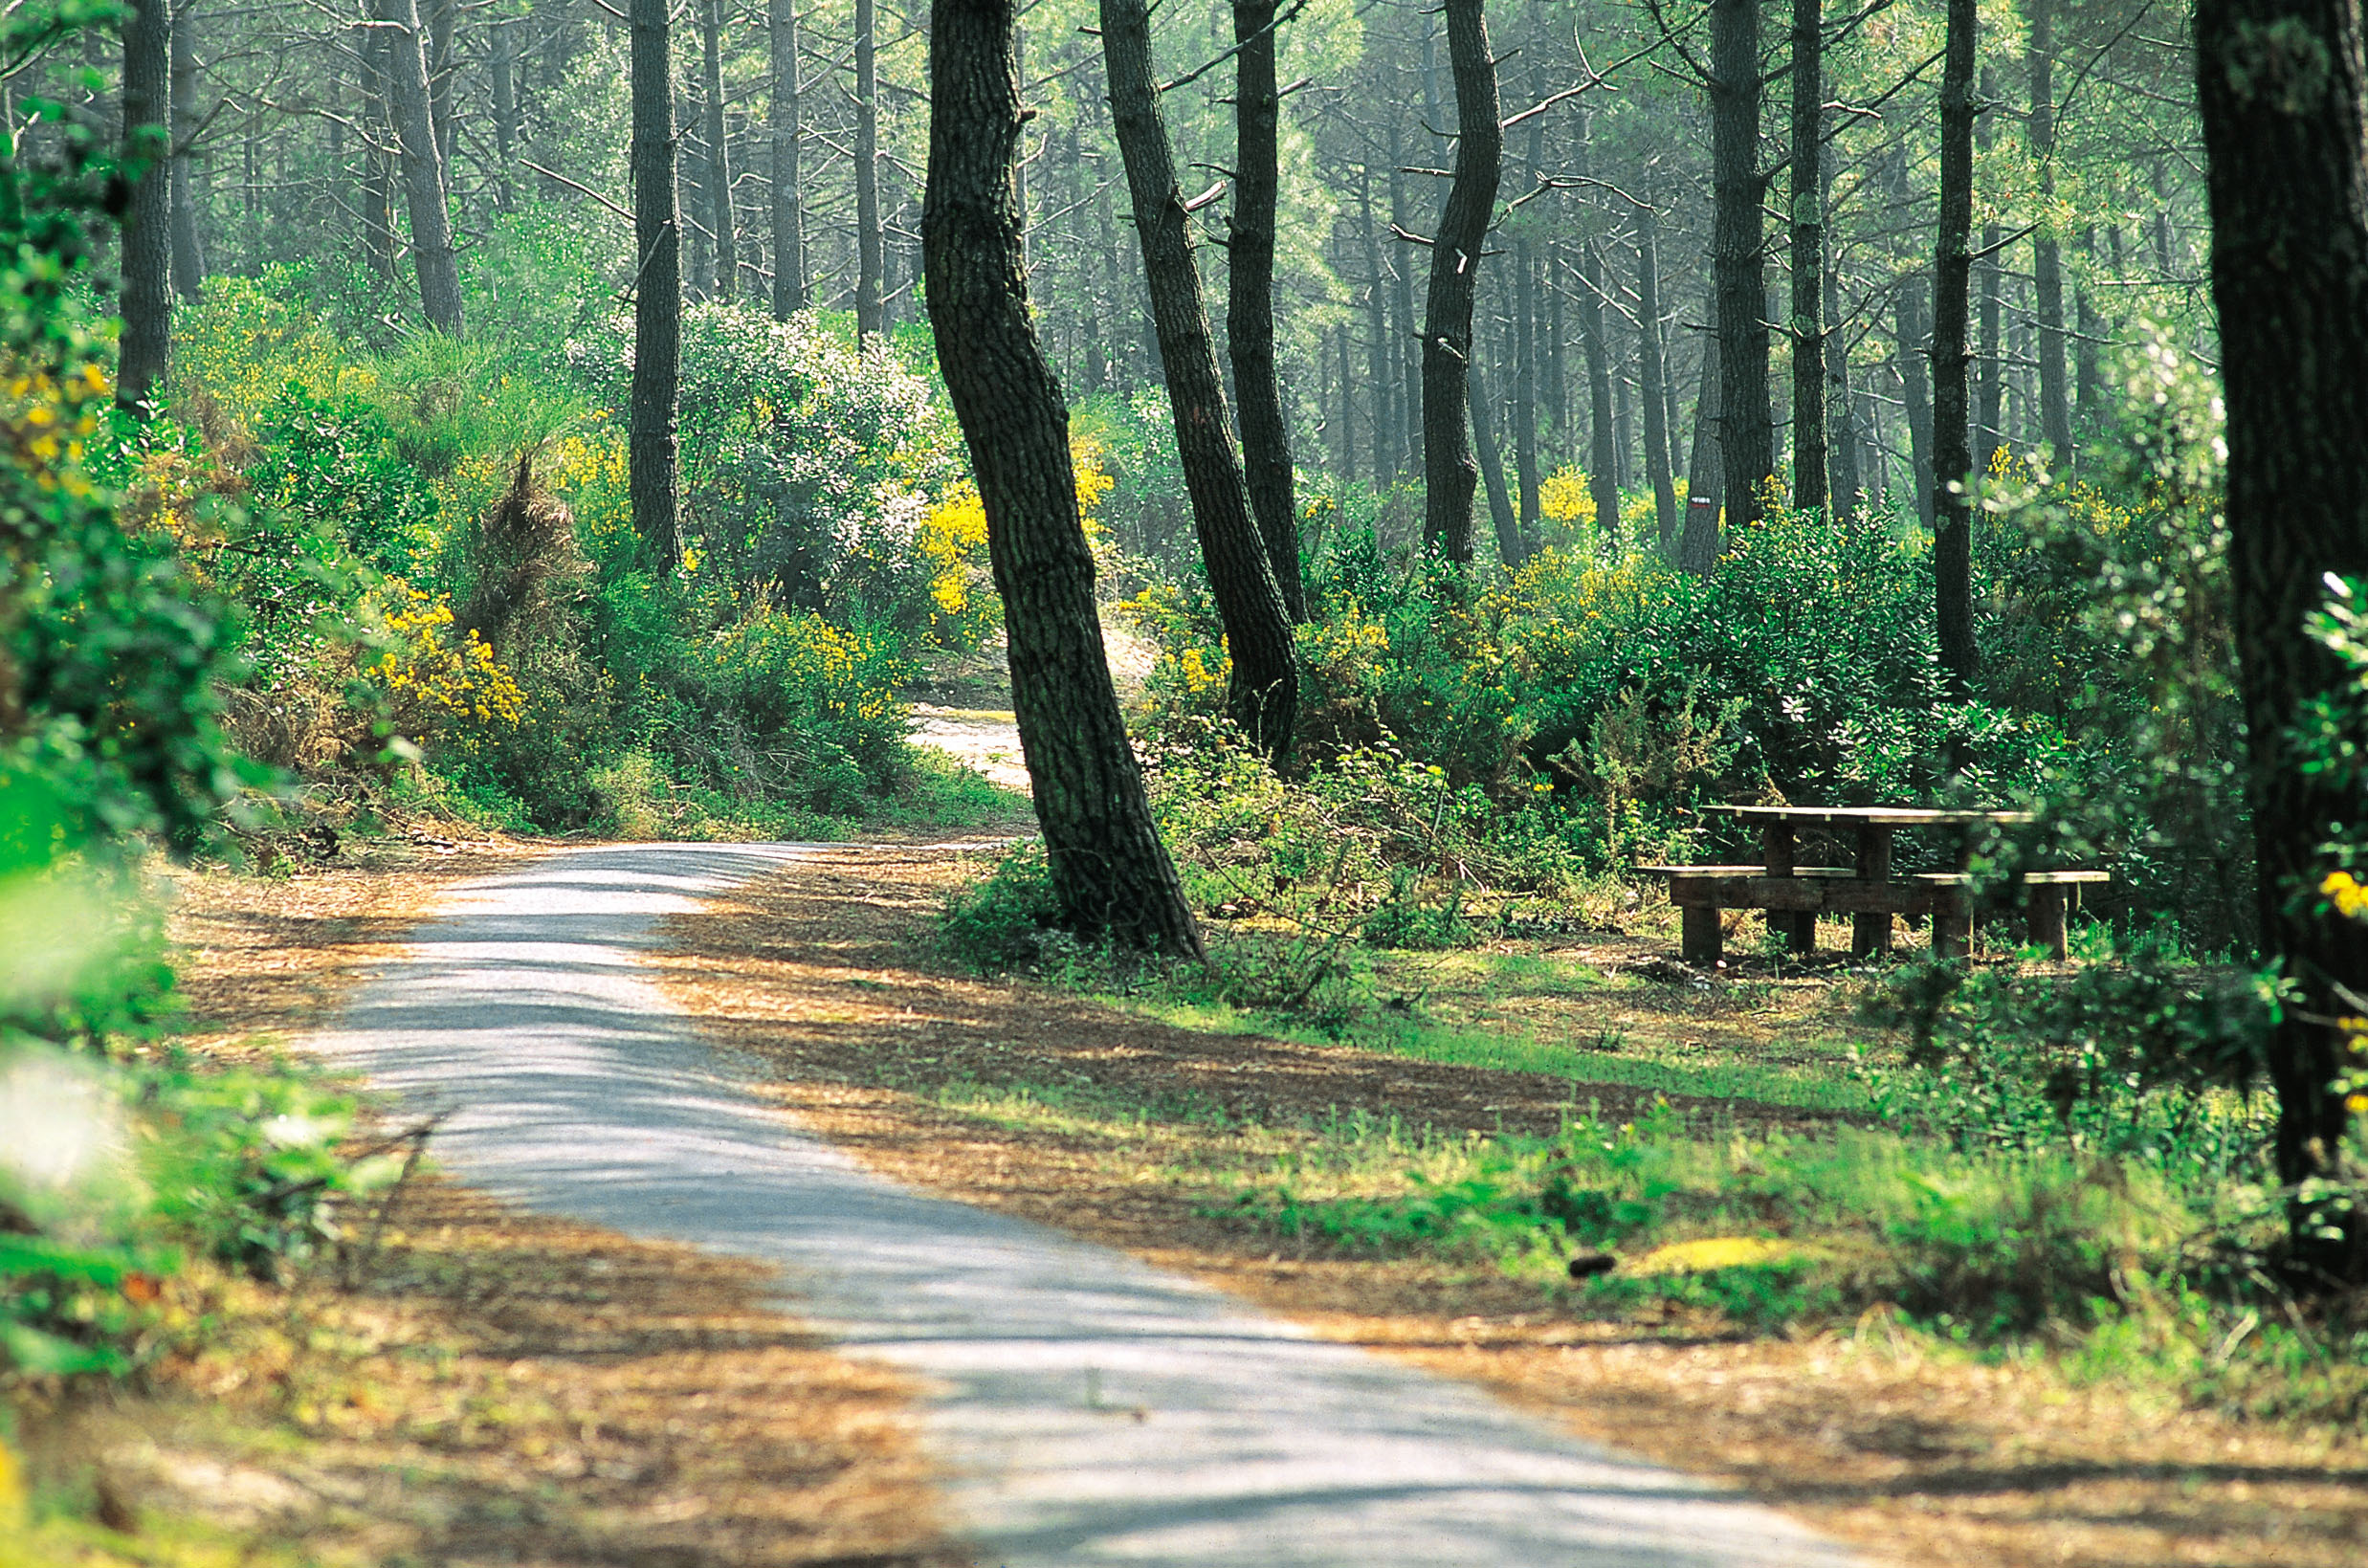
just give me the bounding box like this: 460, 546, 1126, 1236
1934, 888, 1974, 959
1851, 825, 1894, 959
1762, 823, 1799, 947
2028, 884, 2068, 960
1682, 903, 1723, 966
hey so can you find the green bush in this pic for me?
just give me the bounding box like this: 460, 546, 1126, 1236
940, 844, 1066, 970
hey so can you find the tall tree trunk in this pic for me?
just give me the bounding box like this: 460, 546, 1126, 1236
630, 0, 680, 563
768, 0, 804, 316
426, 0, 454, 167
1579, 243, 1620, 541
1388, 120, 1421, 480
924, 0, 1203, 960
1680, 326, 1723, 573
1711, 0, 1773, 527
2194, 0, 2368, 1281
854, 0, 882, 342
1227, 0, 1304, 619
1897, 274, 1933, 524
491, 16, 519, 212
1976, 62, 2003, 463
120, 0, 170, 410
377, 0, 463, 334
1547, 239, 1569, 444
1358, 165, 1393, 488
1931, 0, 1978, 695
1788, 0, 1826, 513
2074, 227, 2103, 435
1469, 361, 1524, 567
169, 0, 202, 300
1822, 144, 1859, 515
1099, 0, 1297, 760
2028, 0, 2072, 462
699, 0, 734, 300
1637, 201, 1677, 544
361, 24, 397, 279
1512, 111, 1543, 538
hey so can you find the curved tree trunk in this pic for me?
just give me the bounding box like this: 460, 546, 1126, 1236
630, 0, 680, 564
1099, 0, 1297, 761
376, 0, 463, 335
2194, 0, 2368, 1279
1680, 326, 1723, 573
925, 0, 1203, 960
769, 0, 804, 317
1228, 0, 1304, 620
1418, 0, 1501, 565
1711, 0, 1772, 528
1931, 0, 1978, 695
119, 0, 171, 410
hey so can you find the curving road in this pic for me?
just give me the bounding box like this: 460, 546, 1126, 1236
309, 843, 1860, 1568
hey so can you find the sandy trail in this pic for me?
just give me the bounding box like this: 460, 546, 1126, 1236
308, 841, 1857, 1568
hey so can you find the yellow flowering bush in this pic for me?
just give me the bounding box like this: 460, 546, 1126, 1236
1538, 465, 1596, 526
917, 436, 1116, 651
368, 585, 526, 741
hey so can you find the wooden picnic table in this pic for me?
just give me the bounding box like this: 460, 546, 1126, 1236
1641, 804, 2101, 965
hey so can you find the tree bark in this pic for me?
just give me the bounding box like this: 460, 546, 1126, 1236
1228, 0, 1305, 619
630, 0, 680, 564
1931, 0, 1978, 695
700, 0, 734, 301
1823, 149, 1860, 516
1468, 360, 1524, 567
1579, 242, 1620, 542
376, 0, 463, 334
360, 21, 397, 279
1711, 0, 1773, 528
2194, 0, 2368, 1277
1513, 110, 1543, 540
426, 0, 454, 167
1419, 0, 1499, 568
926, 0, 1204, 959
169, 0, 203, 300
1897, 273, 1933, 524
1976, 62, 2002, 462
120, 0, 170, 410
1788, 0, 1826, 514
1359, 163, 1394, 487
2027, 0, 2072, 462
1099, 0, 1297, 760
1681, 326, 1723, 573
1388, 119, 1421, 481
854, 0, 882, 342
1637, 200, 1678, 545
491, 16, 519, 212
769, 0, 804, 317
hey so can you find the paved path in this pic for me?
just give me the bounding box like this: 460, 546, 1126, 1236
311, 844, 1858, 1568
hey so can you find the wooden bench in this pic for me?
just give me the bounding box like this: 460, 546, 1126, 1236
1638, 804, 2106, 966
1915, 870, 2110, 960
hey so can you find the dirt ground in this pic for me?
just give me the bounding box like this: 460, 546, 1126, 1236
13, 841, 967, 1568
649, 845, 2368, 1568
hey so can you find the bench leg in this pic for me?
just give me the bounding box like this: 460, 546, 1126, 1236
1933, 889, 1974, 959
1682, 903, 1723, 966
1852, 911, 1892, 960
1852, 822, 1894, 960
1786, 909, 1816, 955
2028, 884, 2068, 961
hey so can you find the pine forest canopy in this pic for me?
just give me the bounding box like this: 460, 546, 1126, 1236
78, 0, 2209, 530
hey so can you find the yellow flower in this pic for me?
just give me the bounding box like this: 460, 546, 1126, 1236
2323, 872, 2368, 921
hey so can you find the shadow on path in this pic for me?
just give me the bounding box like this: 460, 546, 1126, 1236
311, 842, 1858, 1568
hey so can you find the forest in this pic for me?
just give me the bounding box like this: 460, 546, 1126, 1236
3, 0, 2368, 1561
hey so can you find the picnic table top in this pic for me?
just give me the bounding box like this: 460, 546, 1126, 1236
1703, 804, 2037, 828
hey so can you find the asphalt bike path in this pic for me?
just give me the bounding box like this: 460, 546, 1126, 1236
310, 843, 1859, 1568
